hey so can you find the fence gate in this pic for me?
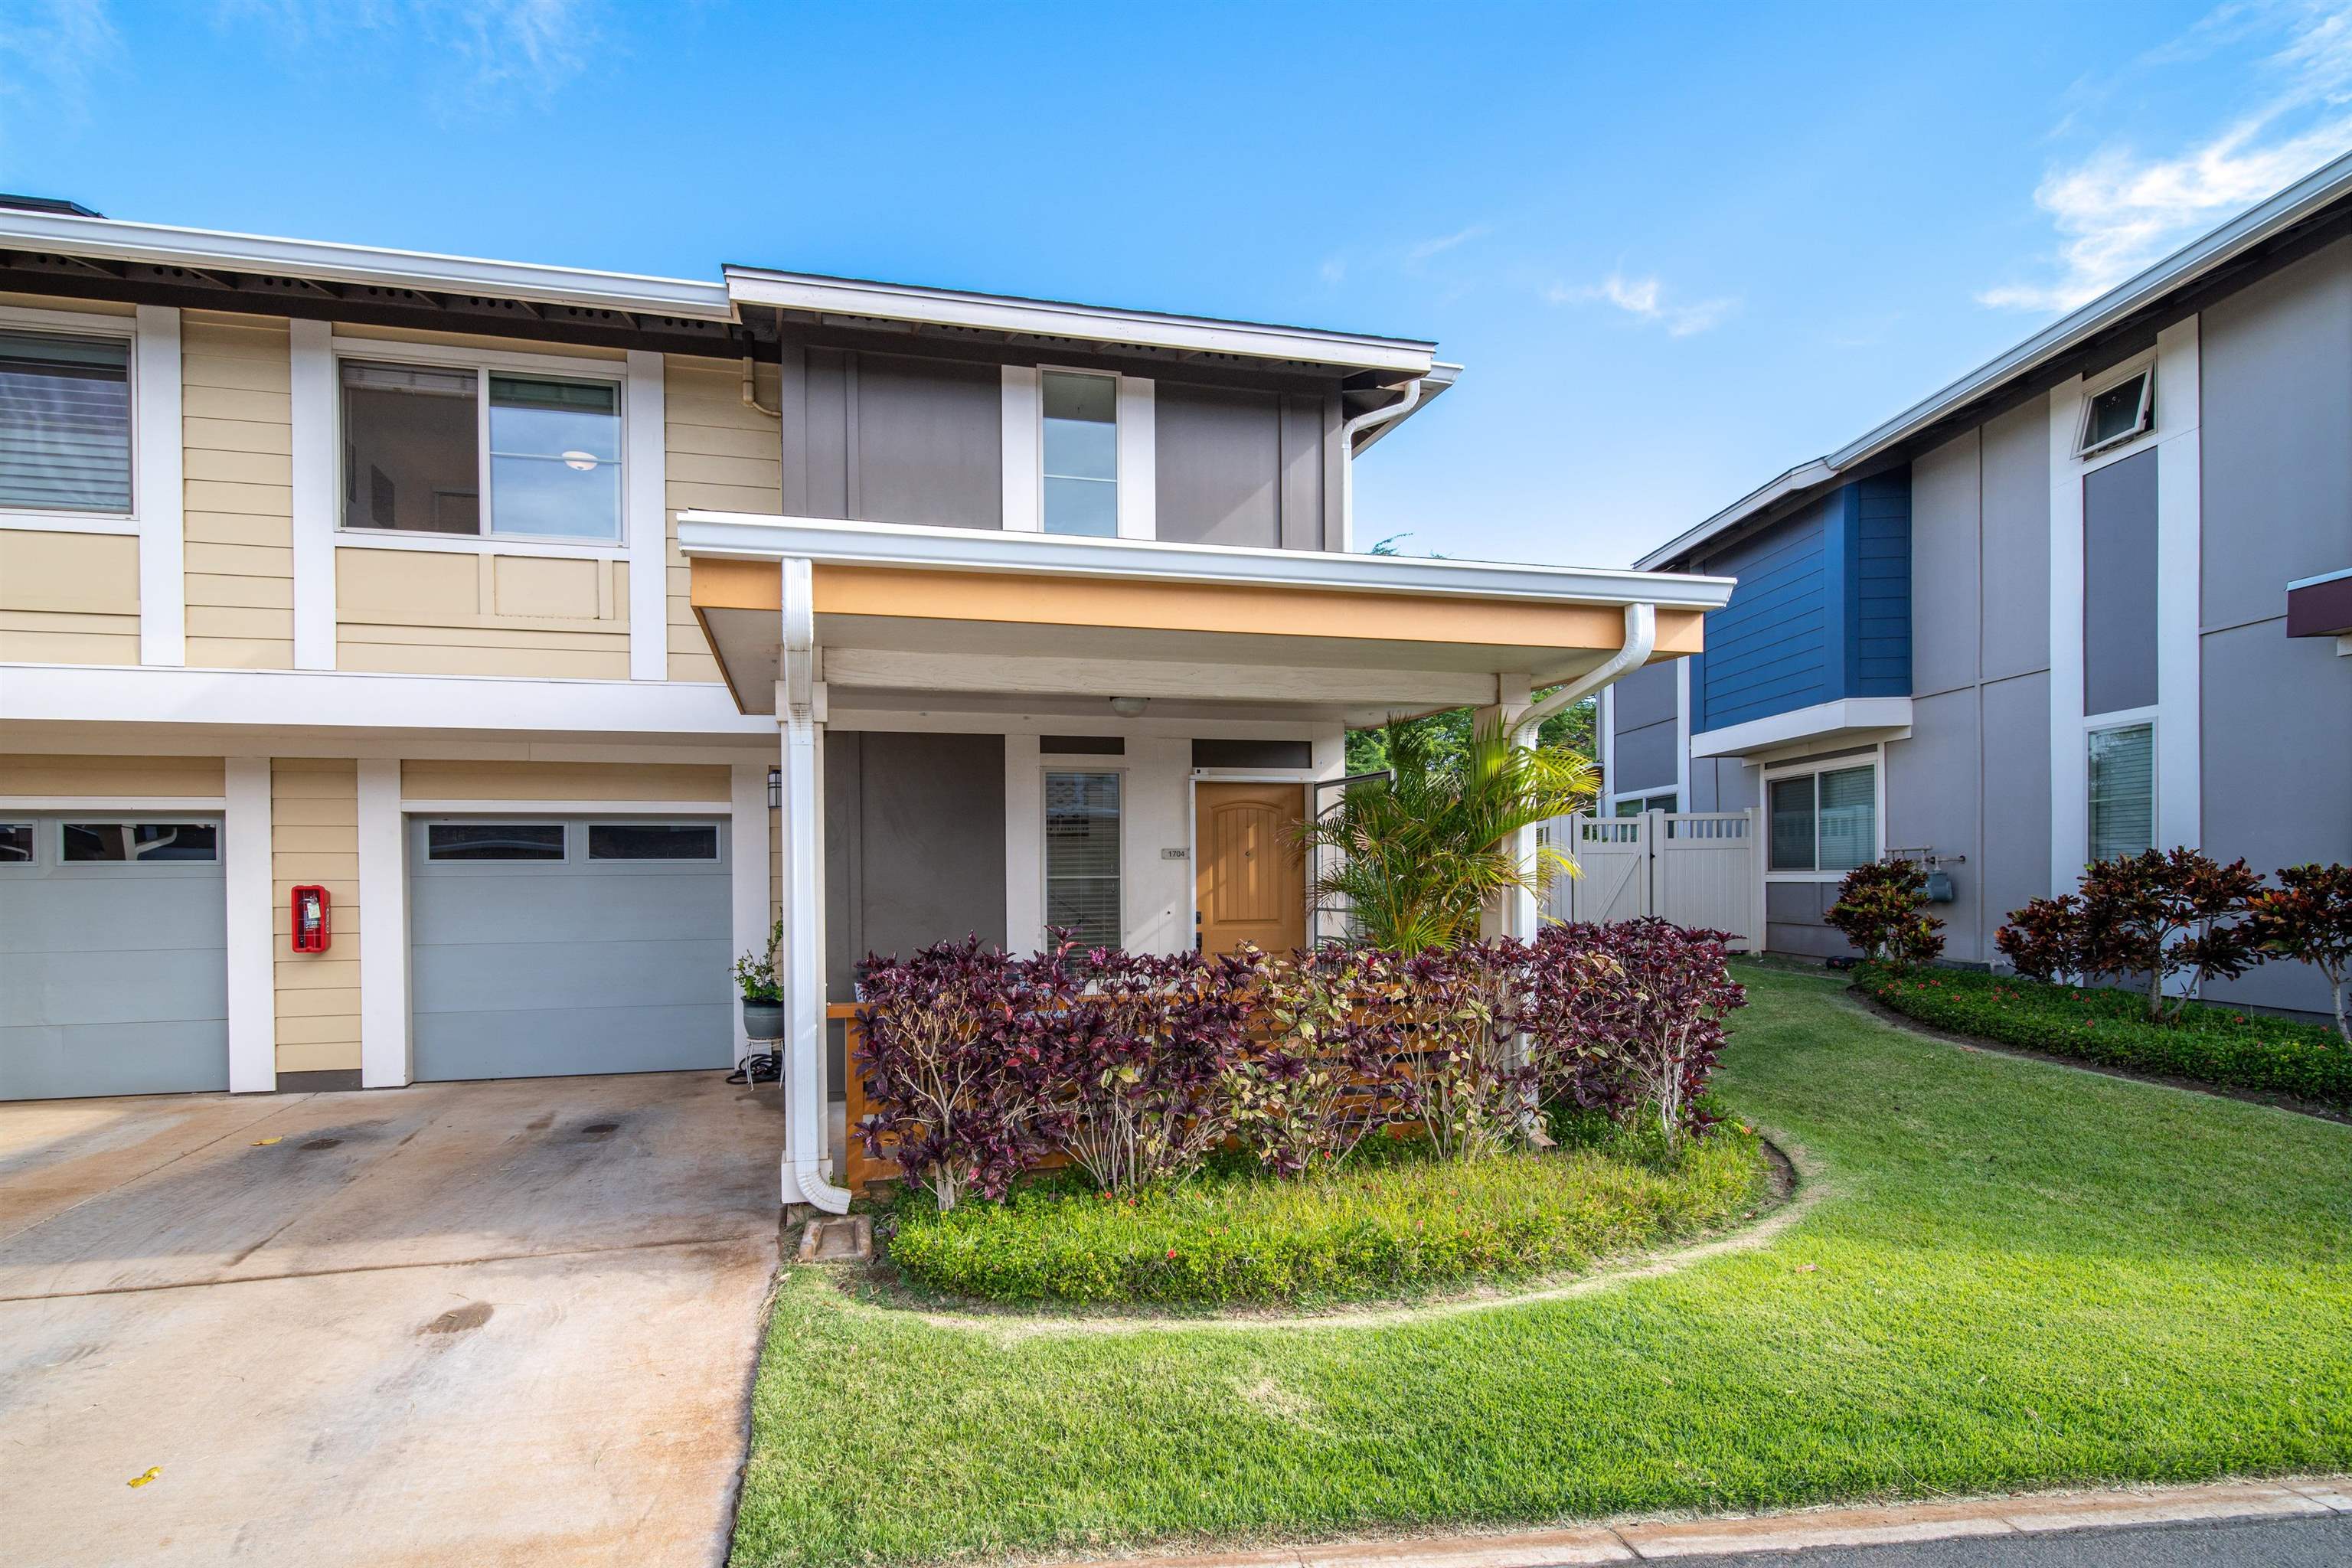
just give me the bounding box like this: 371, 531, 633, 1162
1541, 809, 1762, 952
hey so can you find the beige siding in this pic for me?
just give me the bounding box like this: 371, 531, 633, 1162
0, 289, 133, 317
400, 759, 730, 802
271, 759, 361, 1073
665, 356, 782, 682
334, 321, 626, 361
0, 753, 225, 796
0, 529, 141, 664
335, 546, 629, 678
181, 312, 296, 668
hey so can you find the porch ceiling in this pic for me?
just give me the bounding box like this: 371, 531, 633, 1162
680, 514, 1729, 719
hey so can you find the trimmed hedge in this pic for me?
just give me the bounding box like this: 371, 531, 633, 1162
880, 1125, 1771, 1307
1856, 962, 2352, 1107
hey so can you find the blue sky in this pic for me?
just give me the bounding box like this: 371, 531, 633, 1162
5, 0, 2350, 567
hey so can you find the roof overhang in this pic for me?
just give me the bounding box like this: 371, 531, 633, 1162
1690, 697, 1914, 763
0, 208, 736, 321
1639, 147, 2352, 570
679, 514, 1730, 723
724, 267, 1437, 375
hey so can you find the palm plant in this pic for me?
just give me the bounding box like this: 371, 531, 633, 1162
1300, 713, 1596, 954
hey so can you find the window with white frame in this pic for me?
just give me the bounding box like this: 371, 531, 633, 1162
1612, 792, 1678, 817
2075, 367, 2153, 458
341, 360, 622, 542
1040, 370, 1117, 536
2087, 722, 2154, 862
1044, 770, 1122, 947
0, 328, 133, 514
1767, 760, 1877, 874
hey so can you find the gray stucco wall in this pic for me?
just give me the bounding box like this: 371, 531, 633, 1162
825, 730, 1008, 999
2082, 448, 2160, 717
1152, 384, 1337, 550
2194, 234, 2352, 1016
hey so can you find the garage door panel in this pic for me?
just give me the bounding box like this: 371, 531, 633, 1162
0, 877, 226, 954
412, 936, 731, 1013
413, 1004, 731, 1080
1, 1021, 230, 1100
1, 948, 229, 1028
408, 816, 732, 1083
409, 873, 730, 946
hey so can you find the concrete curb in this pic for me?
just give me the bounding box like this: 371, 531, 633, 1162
1053, 1477, 2352, 1566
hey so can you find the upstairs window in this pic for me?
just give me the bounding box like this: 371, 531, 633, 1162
342, 360, 622, 542
1040, 370, 1117, 536
0, 328, 132, 514
2076, 368, 2153, 458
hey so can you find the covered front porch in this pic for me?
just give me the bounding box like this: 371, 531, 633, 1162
676, 513, 1732, 1210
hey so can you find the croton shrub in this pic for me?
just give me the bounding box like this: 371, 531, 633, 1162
854, 920, 1748, 1212
1824, 858, 1946, 969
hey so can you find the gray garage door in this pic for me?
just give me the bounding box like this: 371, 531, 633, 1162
0, 815, 230, 1100
407, 816, 733, 1082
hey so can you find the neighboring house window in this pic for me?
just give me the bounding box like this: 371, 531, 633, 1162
1040, 370, 1117, 537
341, 361, 622, 542
1612, 792, 1678, 817
2076, 368, 2153, 458
0, 328, 132, 514
2087, 723, 2154, 862
1766, 761, 1877, 874
1044, 770, 1121, 947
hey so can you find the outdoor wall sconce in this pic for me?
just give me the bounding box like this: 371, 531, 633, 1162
767, 766, 782, 809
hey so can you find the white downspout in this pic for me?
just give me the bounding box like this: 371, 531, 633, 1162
778, 554, 851, 1214
742, 355, 781, 418
1339, 377, 1423, 552
1505, 601, 1658, 939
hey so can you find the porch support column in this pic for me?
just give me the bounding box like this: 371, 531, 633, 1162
1477, 675, 1534, 942
777, 555, 851, 1214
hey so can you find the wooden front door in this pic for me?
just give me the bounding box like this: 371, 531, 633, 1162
1194, 781, 1307, 956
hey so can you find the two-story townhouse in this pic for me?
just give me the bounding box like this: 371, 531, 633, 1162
1613, 151, 2352, 1020
0, 196, 1733, 1207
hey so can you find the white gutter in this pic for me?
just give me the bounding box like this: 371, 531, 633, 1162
1338, 378, 1423, 552
1514, 602, 1657, 742
0, 208, 735, 320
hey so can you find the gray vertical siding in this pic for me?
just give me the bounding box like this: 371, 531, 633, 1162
2195, 234, 2352, 1016
1155, 384, 1283, 547
824, 730, 1008, 999
1980, 400, 2052, 681
854, 354, 1001, 529
1888, 687, 1982, 959
1609, 659, 1680, 795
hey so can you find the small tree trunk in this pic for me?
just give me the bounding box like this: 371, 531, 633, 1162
2334, 974, 2349, 1046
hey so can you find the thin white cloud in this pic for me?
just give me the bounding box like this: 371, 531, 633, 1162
1405, 223, 1492, 266
1546, 270, 1737, 336
1981, 1, 2352, 312
0, 0, 120, 153
217, 0, 602, 105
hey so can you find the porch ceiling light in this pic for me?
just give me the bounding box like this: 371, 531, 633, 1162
1109, 695, 1148, 717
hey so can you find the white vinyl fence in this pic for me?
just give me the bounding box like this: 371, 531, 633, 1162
1538, 809, 1765, 952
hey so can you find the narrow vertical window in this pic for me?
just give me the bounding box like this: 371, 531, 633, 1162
1769, 775, 1816, 871
1040, 371, 1117, 536
488, 374, 622, 540
0, 329, 132, 513
1044, 770, 1121, 948
2088, 723, 2154, 862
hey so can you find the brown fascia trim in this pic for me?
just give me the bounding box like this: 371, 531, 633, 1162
1656, 202, 2352, 574
2285, 570, 2352, 638
0, 256, 769, 361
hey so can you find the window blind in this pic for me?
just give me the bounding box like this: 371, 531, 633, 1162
0, 330, 132, 512
2088, 724, 2154, 862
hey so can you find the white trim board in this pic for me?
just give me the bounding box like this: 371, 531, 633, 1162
626, 350, 669, 681
0, 795, 225, 810
222, 756, 275, 1092
0, 662, 771, 735
289, 318, 336, 670
356, 758, 407, 1089
1689, 697, 1914, 760
397, 798, 731, 815
135, 305, 185, 666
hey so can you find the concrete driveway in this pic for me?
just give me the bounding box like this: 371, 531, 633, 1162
0, 1073, 786, 1567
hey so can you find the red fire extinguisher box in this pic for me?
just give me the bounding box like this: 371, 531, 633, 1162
291, 884, 331, 952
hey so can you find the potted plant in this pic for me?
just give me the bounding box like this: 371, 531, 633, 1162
736, 919, 785, 1041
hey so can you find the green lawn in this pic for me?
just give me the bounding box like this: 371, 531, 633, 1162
730, 965, 2352, 1568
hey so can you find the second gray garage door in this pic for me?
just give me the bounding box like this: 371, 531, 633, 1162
408, 816, 733, 1082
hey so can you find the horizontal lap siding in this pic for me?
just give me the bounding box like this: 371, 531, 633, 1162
334, 545, 629, 678
272, 759, 361, 1073
0, 753, 226, 796
0, 529, 140, 664
666, 357, 782, 683
1697, 506, 1831, 729
1851, 474, 1913, 694
181, 312, 296, 669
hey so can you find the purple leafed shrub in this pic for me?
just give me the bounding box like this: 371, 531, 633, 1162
1997, 848, 2263, 1022
2246, 863, 2352, 1043
852, 936, 1053, 1211
1824, 858, 1946, 968
1518, 919, 1746, 1145
1352, 942, 1533, 1161
1028, 936, 1259, 1193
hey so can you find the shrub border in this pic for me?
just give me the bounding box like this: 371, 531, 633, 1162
1849, 969, 2352, 1124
